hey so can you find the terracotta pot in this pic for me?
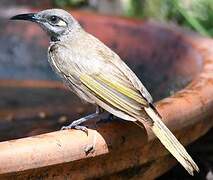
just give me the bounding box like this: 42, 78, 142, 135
0, 9, 212, 179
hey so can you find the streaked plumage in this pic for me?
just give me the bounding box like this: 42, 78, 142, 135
11, 9, 199, 175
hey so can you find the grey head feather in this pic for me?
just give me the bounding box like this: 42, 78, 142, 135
35, 9, 81, 41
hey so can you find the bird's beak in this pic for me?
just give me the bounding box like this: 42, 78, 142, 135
10, 13, 39, 22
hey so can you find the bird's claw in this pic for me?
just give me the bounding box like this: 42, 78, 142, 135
61, 124, 88, 135
75, 125, 88, 135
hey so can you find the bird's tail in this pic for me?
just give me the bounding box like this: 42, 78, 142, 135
143, 106, 199, 175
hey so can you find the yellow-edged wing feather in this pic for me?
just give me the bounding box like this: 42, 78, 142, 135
80, 74, 148, 118
96, 75, 147, 105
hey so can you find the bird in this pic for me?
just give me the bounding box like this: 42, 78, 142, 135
10, 9, 199, 175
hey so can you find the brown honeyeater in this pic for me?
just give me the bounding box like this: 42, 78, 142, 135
11, 9, 199, 175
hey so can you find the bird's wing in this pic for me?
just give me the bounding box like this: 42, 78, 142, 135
97, 48, 153, 103
80, 72, 149, 121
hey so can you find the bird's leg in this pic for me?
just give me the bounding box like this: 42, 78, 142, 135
61, 106, 102, 134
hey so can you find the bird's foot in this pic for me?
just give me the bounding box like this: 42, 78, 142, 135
61, 123, 88, 135
60, 111, 100, 135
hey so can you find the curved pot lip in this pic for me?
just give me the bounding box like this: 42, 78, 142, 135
0, 9, 212, 175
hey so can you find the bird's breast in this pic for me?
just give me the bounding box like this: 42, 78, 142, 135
47, 42, 96, 104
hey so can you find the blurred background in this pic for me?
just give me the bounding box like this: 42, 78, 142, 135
1, 0, 212, 36
0, 0, 212, 179
53, 0, 213, 37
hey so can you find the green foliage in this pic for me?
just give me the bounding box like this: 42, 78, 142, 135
122, 0, 143, 18
52, 0, 212, 37
124, 0, 213, 37
53, 0, 86, 7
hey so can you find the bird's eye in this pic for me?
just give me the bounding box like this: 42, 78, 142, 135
50, 15, 59, 23
48, 15, 67, 27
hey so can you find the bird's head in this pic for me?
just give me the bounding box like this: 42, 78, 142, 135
10, 9, 81, 41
